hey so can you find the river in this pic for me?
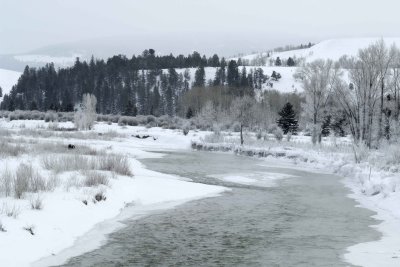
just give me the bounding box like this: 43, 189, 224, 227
58, 150, 379, 267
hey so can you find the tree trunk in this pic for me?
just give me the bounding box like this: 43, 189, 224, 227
240, 124, 244, 145
378, 80, 384, 142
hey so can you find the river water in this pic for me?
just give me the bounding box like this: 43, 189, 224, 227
58, 150, 379, 267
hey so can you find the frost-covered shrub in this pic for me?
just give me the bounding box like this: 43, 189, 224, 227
44, 111, 58, 122
267, 124, 278, 134
0, 168, 13, 197
183, 125, 190, 136
48, 121, 59, 130
30, 195, 43, 210
118, 116, 138, 126
352, 142, 369, 164
146, 115, 156, 124
42, 155, 95, 173
97, 155, 132, 176
213, 124, 221, 135
273, 128, 283, 141
232, 122, 241, 132
286, 132, 292, 142
83, 171, 109, 187
203, 133, 224, 143
256, 131, 263, 140
1, 203, 20, 218
14, 163, 45, 198
0, 141, 25, 157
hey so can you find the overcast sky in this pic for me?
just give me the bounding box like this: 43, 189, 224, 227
1, 0, 400, 55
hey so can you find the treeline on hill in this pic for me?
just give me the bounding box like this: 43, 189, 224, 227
1, 50, 272, 117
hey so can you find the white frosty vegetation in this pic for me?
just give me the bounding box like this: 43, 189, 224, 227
74, 93, 97, 130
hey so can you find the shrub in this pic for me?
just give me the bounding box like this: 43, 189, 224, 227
42, 155, 95, 173
83, 171, 109, 187
0, 221, 6, 232
93, 191, 107, 202
1, 203, 20, 218
256, 131, 263, 140
30, 195, 43, 210
286, 132, 292, 142
44, 111, 58, 122
273, 128, 283, 141
0, 168, 13, 197
183, 125, 190, 136
0, 141, 26, 157
97, 155, 132, 176
14, 163, 46, 198
232, 122, 241, 132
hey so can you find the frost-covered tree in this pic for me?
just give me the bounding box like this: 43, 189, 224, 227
74, 94, 97, 130
335, 41, 396, 147
230, 96, 256, 145
295, 59, 341, 144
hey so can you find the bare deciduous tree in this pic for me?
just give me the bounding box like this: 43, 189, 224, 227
230, 96, 256, 145
295, 59, 341, 144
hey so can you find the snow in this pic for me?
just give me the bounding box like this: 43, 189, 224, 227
171, 66, 301, 93
13, 54, 83, 67
210, 172, 295, 187
243, 38, 400, 64
0, 69, 21, 102
0, 120, 227, 267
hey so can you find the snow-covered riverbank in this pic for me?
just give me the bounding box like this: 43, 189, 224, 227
0, 120, 227, 267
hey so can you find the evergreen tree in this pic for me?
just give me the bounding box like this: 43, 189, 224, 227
194, 66, 205, 87
0, 86, 2, 97
321, 115, 331, 137
271, 71, 281, 81
277, 102, 298, 134
227, 60, 239, 87
186, 107, 194, 119
275, 57, 282, 66
123, 100, 135, 116
287, 57, 295, 66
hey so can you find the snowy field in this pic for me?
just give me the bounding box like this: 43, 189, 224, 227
0, 120, 227, 267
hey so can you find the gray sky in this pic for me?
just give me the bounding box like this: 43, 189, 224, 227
1, 0, 400, 56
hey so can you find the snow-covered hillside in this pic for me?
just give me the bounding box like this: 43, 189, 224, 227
0, 69, 21, 102
13, 54, 82, 67
171, 66, 301, 93
242, 38, 400, 64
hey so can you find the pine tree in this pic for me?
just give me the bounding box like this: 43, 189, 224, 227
227, 60, 239, 87
271, 71, 281, 81
0, 86, 2, 97
194, 66, 205, 87
287, 57, 295, 66
186, 107, 194, 119
275, 57, 282, 66
277, 102, 298, 134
